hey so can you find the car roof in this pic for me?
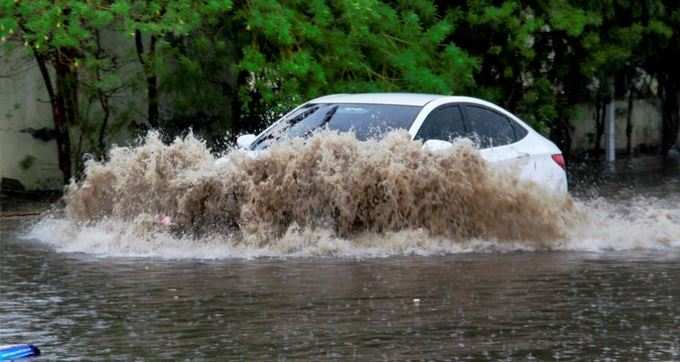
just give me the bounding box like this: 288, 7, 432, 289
308, 93, 494, 107
305, 93, 532, 132
308, 93, 446, 106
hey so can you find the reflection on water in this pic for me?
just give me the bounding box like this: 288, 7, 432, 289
2, 231, 680, 360
568, 155, 680, 199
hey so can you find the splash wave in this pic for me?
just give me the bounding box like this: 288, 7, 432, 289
23, 132, 680, 258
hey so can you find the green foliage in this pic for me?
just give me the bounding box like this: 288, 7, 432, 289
239, 0, 478, 116
4, 0, 680, 180
0, 0, 113, 51
548, 1, 600, 37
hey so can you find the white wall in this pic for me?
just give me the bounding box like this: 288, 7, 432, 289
0, 48, 62, 190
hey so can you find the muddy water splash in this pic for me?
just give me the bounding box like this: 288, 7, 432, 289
56, 131, 571, 245
29, 131, 680, 258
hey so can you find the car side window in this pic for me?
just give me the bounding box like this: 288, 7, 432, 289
416, 105, 466, 142
463, 105, 516, 148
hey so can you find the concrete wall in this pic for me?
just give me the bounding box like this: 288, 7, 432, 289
0, 49, 62, 191
569, 98, 665, 154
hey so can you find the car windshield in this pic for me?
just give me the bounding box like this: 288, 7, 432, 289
250, 103, 422, 150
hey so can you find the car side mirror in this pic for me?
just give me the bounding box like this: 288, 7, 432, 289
236, 134, 257, 149
423, 139, 454, 152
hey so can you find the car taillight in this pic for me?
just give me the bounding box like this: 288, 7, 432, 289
551, 154, 566, 170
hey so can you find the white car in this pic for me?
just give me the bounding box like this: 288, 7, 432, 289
237, 93, 567, 195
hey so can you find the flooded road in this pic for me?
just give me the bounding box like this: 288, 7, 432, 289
2, 152, 680, 360
2, 231, 680, 360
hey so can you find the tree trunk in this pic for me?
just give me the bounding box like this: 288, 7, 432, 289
55, 50, 80, 179
147, 35, 159, 127
33, 50, 73, 184
660, 80, 680, 156
94, 30, 111, 156
135, 30, 160, 128
626, 88, 634, 155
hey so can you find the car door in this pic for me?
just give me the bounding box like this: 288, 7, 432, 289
461, 104, 531, 172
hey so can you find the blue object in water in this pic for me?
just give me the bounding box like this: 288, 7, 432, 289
0, 344, 41, 360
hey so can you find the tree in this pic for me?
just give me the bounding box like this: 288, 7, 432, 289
434, 0, 596, 156
637, 1, 680, 155
109, 0, 233, 129
239, 0, 478, 124
0, 0, 116, 183
123, 0, 480, 146
0, 0, 236, 183
441, 0, 647, 158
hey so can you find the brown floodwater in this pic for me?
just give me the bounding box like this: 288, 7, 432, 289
2, 143, 680, 360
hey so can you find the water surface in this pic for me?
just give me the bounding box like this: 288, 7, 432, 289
2, 155, 680, 360
3, 229, 680, 360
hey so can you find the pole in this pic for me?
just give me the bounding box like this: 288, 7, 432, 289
605, 80, 616, 162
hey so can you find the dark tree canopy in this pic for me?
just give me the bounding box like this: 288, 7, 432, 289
2, 0, 680, 182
